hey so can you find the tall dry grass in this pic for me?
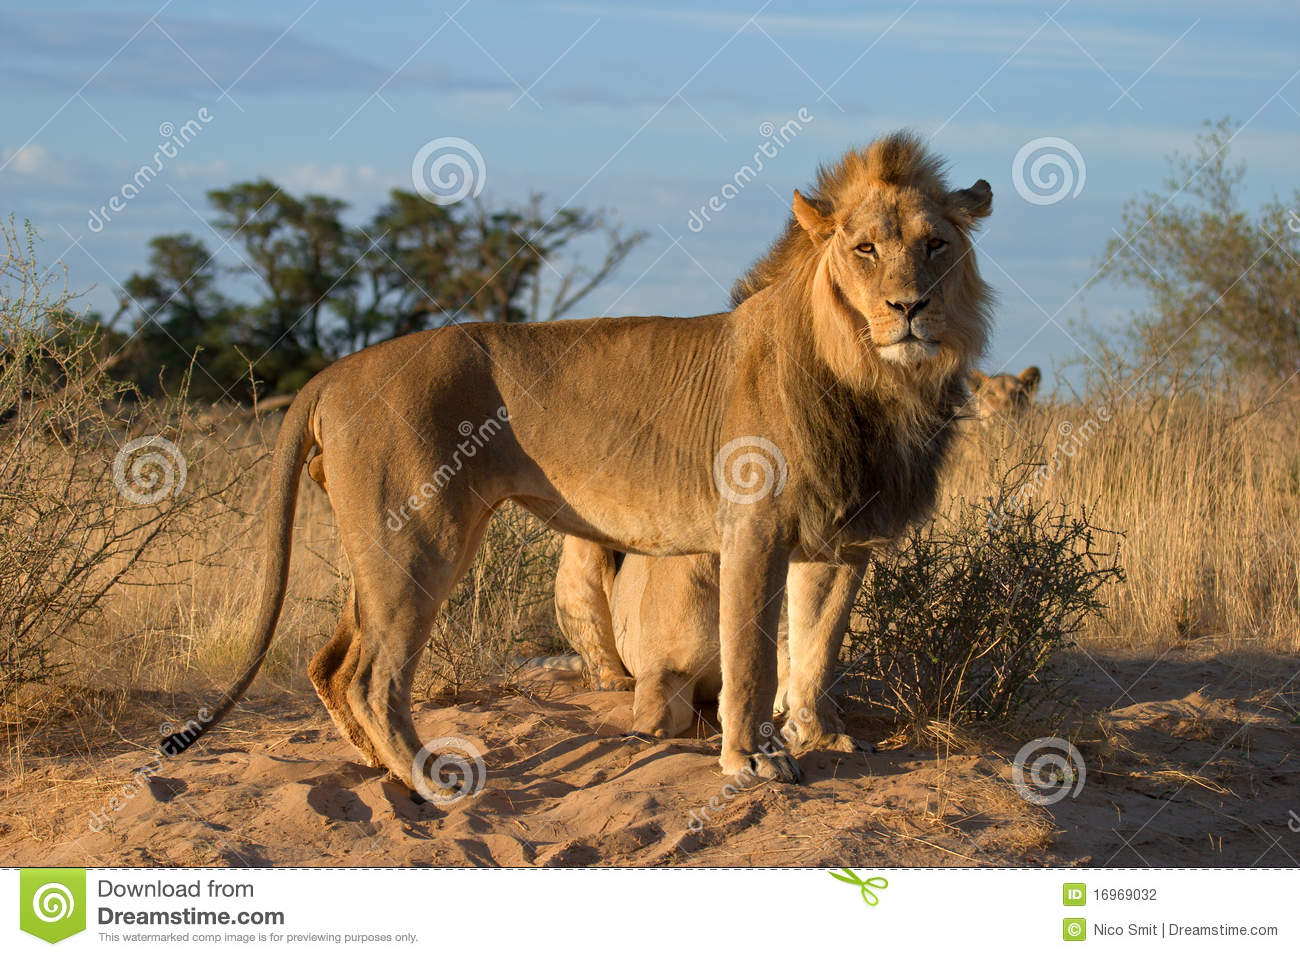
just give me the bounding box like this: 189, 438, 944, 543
948, 385, 1300, 655
4, 399, 566, 778
88, 414, 346, 698
18, 385, 1300, 732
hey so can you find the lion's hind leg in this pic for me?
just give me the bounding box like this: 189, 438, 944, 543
339, 506, 496, 799
308, 590, 384, 768
630, 668, 696, 739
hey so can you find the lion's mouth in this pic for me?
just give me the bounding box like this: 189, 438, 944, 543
878, 334, 940, 365
879, 332, 940, 350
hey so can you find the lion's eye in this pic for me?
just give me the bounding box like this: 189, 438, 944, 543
927, 237, 947, 253
854, 242, 876, 257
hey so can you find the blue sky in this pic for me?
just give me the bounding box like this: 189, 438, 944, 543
2, 0, 1297, 389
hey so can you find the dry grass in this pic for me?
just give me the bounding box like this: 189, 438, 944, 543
0, 400, 564, 779
7, 384, 1297, 781
87, 415, 344, 697
954, 386, 1300, 657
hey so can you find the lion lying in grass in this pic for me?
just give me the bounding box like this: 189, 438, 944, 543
165, 132, 993, 796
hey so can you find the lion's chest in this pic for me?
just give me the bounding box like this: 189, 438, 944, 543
798, 413, 956, 559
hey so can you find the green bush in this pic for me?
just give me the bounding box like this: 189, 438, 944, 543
844, 487, 1124, 740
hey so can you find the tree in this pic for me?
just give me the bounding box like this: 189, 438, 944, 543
115, 181, 646, 400
207, 180, 353, 393
119, 234, 248, 399
1095, 119, 1300, 387
334, 190, 647, 341
455, 195, 645, 326
330, 189, 466, 351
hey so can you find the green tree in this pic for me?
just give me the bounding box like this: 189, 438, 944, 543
119, 234, 248, 399
331, 189, 465, 351
207, 179, 353, 392
335, 190, 646, 340
455, 195, 645, 325
116, 181, 645, 400
1095, 119, 1300, 386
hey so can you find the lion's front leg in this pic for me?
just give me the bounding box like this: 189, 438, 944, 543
717, 530, 801, 783
782, 560, 867, 754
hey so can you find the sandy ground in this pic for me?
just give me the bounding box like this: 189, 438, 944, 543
2, 651, 1298, 867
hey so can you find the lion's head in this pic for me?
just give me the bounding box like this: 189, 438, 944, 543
969, 366, 1041, 419
729, 133, 996, 553
734, 131, 993, 394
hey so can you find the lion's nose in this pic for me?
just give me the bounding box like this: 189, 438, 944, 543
886, 298, 930, 320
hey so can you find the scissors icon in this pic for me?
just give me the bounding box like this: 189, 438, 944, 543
829, 868, 889, 906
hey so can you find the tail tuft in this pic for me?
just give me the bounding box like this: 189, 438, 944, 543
160, 729, 201, 757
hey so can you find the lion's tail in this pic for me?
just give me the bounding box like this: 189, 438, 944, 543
161, 383, 320, 757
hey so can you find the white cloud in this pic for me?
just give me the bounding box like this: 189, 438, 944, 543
175, 159, 231, 179
277, 162, 404, 200
2, 143, 49, 175
281, 164, 351, 194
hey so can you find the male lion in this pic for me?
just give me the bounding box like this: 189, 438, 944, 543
164, 132, 993, 794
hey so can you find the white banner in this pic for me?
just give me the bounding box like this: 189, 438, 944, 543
4, 867, 1293, 954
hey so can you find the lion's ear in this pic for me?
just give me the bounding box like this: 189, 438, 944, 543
950, 179, 993, 221
792, 189, 833, 240
1018, 365, 1041, 395
968, 370, 988, 390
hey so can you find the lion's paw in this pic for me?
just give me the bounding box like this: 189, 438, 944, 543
815, 732, 877, 754
721, 749, 803, 784
589, 672, 635, 692
782, 710, 872, 754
